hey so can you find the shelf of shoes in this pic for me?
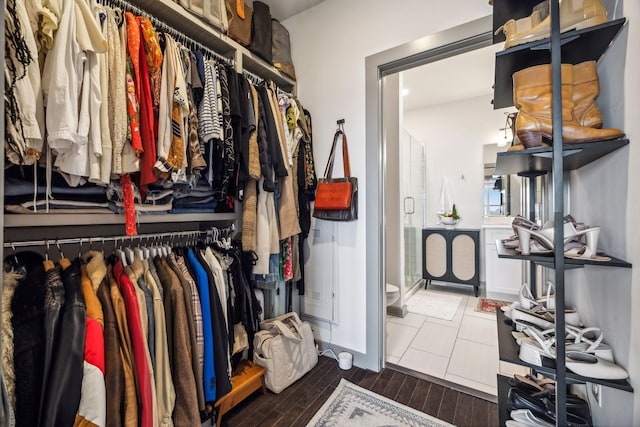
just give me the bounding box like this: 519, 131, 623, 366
496, 310, 633, 392
493, 18, 625, 109
495, 138, 629, 177
495, 240, 632, 269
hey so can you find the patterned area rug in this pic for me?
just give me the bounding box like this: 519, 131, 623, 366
475, 297, 510, 314
405, 289, 462, 321
306, 379, 453, 426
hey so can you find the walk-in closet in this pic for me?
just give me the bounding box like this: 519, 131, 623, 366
4, 0, 640, 426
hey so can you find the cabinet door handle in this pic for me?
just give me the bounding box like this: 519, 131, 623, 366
404, 197, 415, 215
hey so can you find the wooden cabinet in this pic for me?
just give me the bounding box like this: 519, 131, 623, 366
422, 228, 480, 296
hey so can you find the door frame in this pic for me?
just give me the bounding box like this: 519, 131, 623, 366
363, 16, 493, 371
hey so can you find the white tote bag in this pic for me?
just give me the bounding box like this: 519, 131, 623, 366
253, 312, 318, 393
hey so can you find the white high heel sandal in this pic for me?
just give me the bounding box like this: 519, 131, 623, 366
514, 220, 601, 256
518, 326, 626, 380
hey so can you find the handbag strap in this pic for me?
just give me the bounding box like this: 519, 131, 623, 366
323, 130, 351, 179
271, 319, 303, 343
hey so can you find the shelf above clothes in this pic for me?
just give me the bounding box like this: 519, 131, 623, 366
495, 139, 629, 176
493, 18, 626, 109
496, 311, 633, 392
128, 0, 296, 91
4, 213, 237, 227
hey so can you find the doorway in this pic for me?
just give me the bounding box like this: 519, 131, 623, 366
366, 16, 525, 396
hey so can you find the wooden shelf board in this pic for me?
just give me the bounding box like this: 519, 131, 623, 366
242, 52, 295, 92
130, 0, 236, 56
128, 0, 295, 91
494, 18, 626, 109
495, 139, 629, 176
496, 311, 633, 392
4, 213, 237, 228
496, 240, 632, 268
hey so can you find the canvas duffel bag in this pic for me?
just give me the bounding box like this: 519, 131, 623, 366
253, 312, 318, 393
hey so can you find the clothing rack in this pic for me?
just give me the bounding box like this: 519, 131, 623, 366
243, 70, 264, 85
3, 225, 234, 249
100, 0, 234, 66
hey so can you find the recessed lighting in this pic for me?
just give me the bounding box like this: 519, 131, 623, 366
402, 89, 410, 96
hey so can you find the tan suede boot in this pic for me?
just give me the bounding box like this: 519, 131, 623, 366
573, 61, 603, 128
513, 64, 624, 148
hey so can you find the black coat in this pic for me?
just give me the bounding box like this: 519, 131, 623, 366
39, 258, 86, 427
9, 251, 46, 427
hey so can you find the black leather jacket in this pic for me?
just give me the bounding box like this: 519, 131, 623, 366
39, 259, 86, 427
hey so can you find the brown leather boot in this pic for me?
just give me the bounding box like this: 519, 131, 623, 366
513, 64, 624, 148
573, 61, 603, 128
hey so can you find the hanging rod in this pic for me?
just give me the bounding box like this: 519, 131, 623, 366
243, 70, 264, 85
243, 69, 293, 97
3, 226, 232, 249
100, 0, 233, 66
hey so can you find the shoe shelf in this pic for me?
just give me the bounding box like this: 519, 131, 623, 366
494, 138, 629, 177
495, 240, 632, 269
493, 18, 626, 109
496, 310, 633, 392
497, 374, 513, 427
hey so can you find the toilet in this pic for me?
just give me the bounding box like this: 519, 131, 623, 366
386, 284, 400, 306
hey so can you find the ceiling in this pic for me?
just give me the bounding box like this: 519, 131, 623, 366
246, 0, 327, 21
401, 43, 503, 112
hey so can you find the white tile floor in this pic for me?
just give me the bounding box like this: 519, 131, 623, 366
386, 284, 528, 396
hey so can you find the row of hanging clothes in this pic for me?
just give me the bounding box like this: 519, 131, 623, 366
4, 0, 318, 237
0, 228, 262, 427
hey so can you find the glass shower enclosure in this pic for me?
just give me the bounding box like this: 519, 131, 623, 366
401, 130, 427, 293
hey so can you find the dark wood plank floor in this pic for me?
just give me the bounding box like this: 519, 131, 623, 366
221, 356, 498, 426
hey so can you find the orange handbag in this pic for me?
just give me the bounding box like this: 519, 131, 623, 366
313, 128, 358, 221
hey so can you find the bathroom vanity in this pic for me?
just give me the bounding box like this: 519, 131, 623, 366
422, 228, 480, 296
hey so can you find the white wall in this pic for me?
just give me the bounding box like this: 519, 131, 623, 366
625, 2, 640, 424
562, 2, 638, 424
403, 95, 512, 229
283, 0, 492, 354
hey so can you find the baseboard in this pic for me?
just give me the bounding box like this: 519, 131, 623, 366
386, 304, 407, 317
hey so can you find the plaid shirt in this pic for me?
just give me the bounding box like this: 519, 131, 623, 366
176, 256, 204, 371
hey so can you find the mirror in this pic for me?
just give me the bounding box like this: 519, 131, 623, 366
483, 143, 522, 216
